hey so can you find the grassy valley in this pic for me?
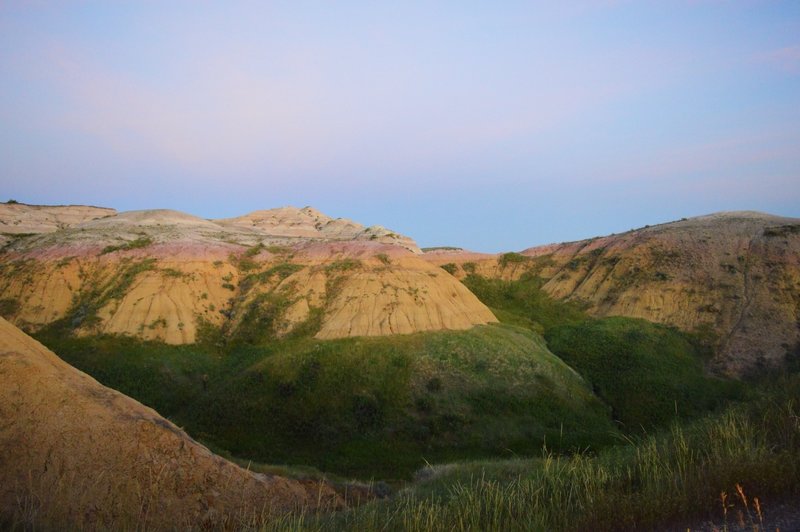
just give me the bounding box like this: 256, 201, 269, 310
33, 269, 748, 485
4, 205, 797, 529
30, 260, 747, 465
463, 272, 745, 428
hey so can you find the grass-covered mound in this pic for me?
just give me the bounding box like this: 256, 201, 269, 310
462, 273, 743, 431
35, 323, 616, 479
545, 317, 744, 430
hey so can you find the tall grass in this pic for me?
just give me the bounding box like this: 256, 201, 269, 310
256, 376, 800, 531
9, 372, 799, 531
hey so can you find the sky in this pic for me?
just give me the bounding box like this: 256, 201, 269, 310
1, 1, 799, 252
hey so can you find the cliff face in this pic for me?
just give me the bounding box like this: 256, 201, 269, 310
424, 212, 800, 377
0, 317, 344, 528
0, 206, 495, 343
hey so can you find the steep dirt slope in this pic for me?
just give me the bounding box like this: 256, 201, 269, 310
0, 317, 344, 529
0, 206, 495, 343
424, 212, 800, 376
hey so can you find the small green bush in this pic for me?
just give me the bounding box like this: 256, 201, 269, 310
440, 263, 458, 275
0, 297, 20, 318
244, 244, 264, 257
498, 252, 527, 268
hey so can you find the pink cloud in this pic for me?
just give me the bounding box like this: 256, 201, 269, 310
21, 37, 646, 183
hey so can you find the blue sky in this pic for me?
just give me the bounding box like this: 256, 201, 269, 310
1, 1, 798, 252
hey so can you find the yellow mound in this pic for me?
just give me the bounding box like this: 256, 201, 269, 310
0, 205, 500, 343
0, 318, 343, 528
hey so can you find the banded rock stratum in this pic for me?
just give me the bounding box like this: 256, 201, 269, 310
0, 203, 496, 344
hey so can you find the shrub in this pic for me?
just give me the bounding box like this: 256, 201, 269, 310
244, 244, 264, 257
0, 297, 20, 318
237, 257, 258, 272
498, 252, 527, 268
440, 263, 458, 275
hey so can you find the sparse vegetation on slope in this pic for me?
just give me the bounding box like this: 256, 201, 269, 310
100, 235, 154, 254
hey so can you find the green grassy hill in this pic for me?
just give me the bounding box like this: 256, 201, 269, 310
35, 323, 616, 479
463, 273, 744, 429
546, 317, 744, 430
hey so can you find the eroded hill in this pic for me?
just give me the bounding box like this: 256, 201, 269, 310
0, 317, 347, 529
0, 205, 495, 344
424, 212, 800, 376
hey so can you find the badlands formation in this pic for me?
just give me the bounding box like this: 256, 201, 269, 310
0, 203, 496, 344
424, 211, 800, 376
1, 203, 798, 376
0, 317, 347, 528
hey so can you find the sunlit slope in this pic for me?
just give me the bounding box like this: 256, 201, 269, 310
425, 212, 800, 376
0, 317, 344, 528
0, 206, 495, 343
